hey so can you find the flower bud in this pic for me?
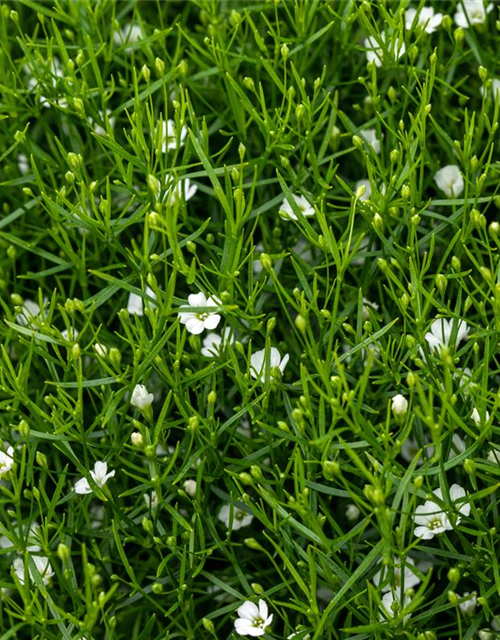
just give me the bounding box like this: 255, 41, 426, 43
447, 567, 460, 585
260, 253, 273, 272
243, 77, 255, 92
454, 27, 465, 44
281, 43, 289, 60
352, 135, 364, 151
479, 66, 488, 83
131, 431, 144, 448
372, 212, 383, 231
67, 152, 82, 174
36, 451, 48, 470
391, 394, 408, 418
436, 274, 447, 295
152, 582, 163, 594
202, 618, 215, 635
57, 543, 70, 562
141, 64, 151, 83
207, 390, 217, 405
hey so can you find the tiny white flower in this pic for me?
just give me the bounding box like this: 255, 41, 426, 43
361, 128, 382, 154
89, 109, 116, 136
487, 449, 500, 464
13, 555, 54, 586
434, 165, 464, 198
130, 431, 144, 447
114, 24, 144, 48
178, 292, 222, 335
345, 503, 361, 522
18, 153, 30, 175
161, 119, 188, 152
414, 484, 470, 539
459, 591, 477, 615
454, 1, 493, 28
482, 78, 500, 100
391, 393, 408, 416
373, 556, 421, 593
250, 347, 289, 381
355, 179, 372, 200
288, 632, 311, 640
182, 479, 197, 497
218, 504, 253, 530
471, 407, 490, 425
379, 591, 411, 623
74, 461, 116, 495
93, 342, 108, 357
131, 384, 154, 410
15, 298, 44, 327
424, 318, 468, 352
201, 327, 234, 357
278, 193, 315, 221
61, 328, 79, 342
454, 367, 473, 397
448, 433, 466, 459
0, 446, 14, 477
234, 599, 273, 637
144, 491, 159, 510
165, 178, 198, 203
405, 7, 443, 33
364, 33, 406, 68
126, 286, 157, 316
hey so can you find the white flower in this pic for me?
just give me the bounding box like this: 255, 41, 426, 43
400, 438, 434, 465
0, 446, 14, 477
391, 394, 408, 416
373, 556, 421, 593
355, 179, 371, 200
15, 298, 44, 327
278, 193, 315, 221
218, 504, 253, 530
74, 461, 116, 495
161, 119, 188, 152
405, 7, 443, 33
131, 384, 154, 410
454, 1, 493, 28
361, 128, 382, 154
482, 78, 500, 100
250, 347, 289, 381
126, 285, 157, 316
114, 24, 143, 48
434, 165, 464, 198
345, 504, 360, 522
448, 433, 466, 459
144, 491, 159, 510
364, 33, 406, 68
93, 342, 108, 357
424, 318, 468, 352
454, 367, 473, 397
182, 479, 197, 497
471, 407, 490, 425
488, 449, 500, 464
13, 555, 54, 586
201, 328, 234, 357
165, 178, 198, 203
414, 484, 470, 539
89, 109, 116, 136
178, 292, 222, 335
288, 632, 311, 639
234, 599, 273, 637
459, 591, 477, 615
61, 328, 79, 342
362, 298, 379, 321
379, 591, 410, 623
18, 153, 29, 175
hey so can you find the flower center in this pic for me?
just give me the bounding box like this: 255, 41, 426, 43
197, 312, 210, 321
428, 516, 444, 530
252, 617, 265, 629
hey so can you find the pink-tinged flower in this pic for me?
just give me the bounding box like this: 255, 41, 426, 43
424, 318, 468, 352
178, 292, 222, 335
405, 7, 443, 33
278, 193, 315, 221
250, 347, 289, 381
434, 165, 464, 198
234, 599, 273, 637
74, 461, 116, 495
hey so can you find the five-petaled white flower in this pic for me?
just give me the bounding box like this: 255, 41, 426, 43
131, 384, 154, 410
13, 555, 54, 586
414, 484, 470, 539
434, 165, 464, 198
454, 1, 493, 28
364, 33, 406, 67
234, 599, 273, 637
424, 318, 468, 352
278, 193, 315, 221
361, 128, 382, 154
405, 7, 443, 33
0, 446, 14, 477
373, 556, 421, 593
74, 461, 116, 495
250, 347, 289, 381
379, 591, 411, 623
218, 504, 253, 530
391, 394, 408, 416
162, 119, 188, 152
201, 328, 234, 357
178, 292, 222, 335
